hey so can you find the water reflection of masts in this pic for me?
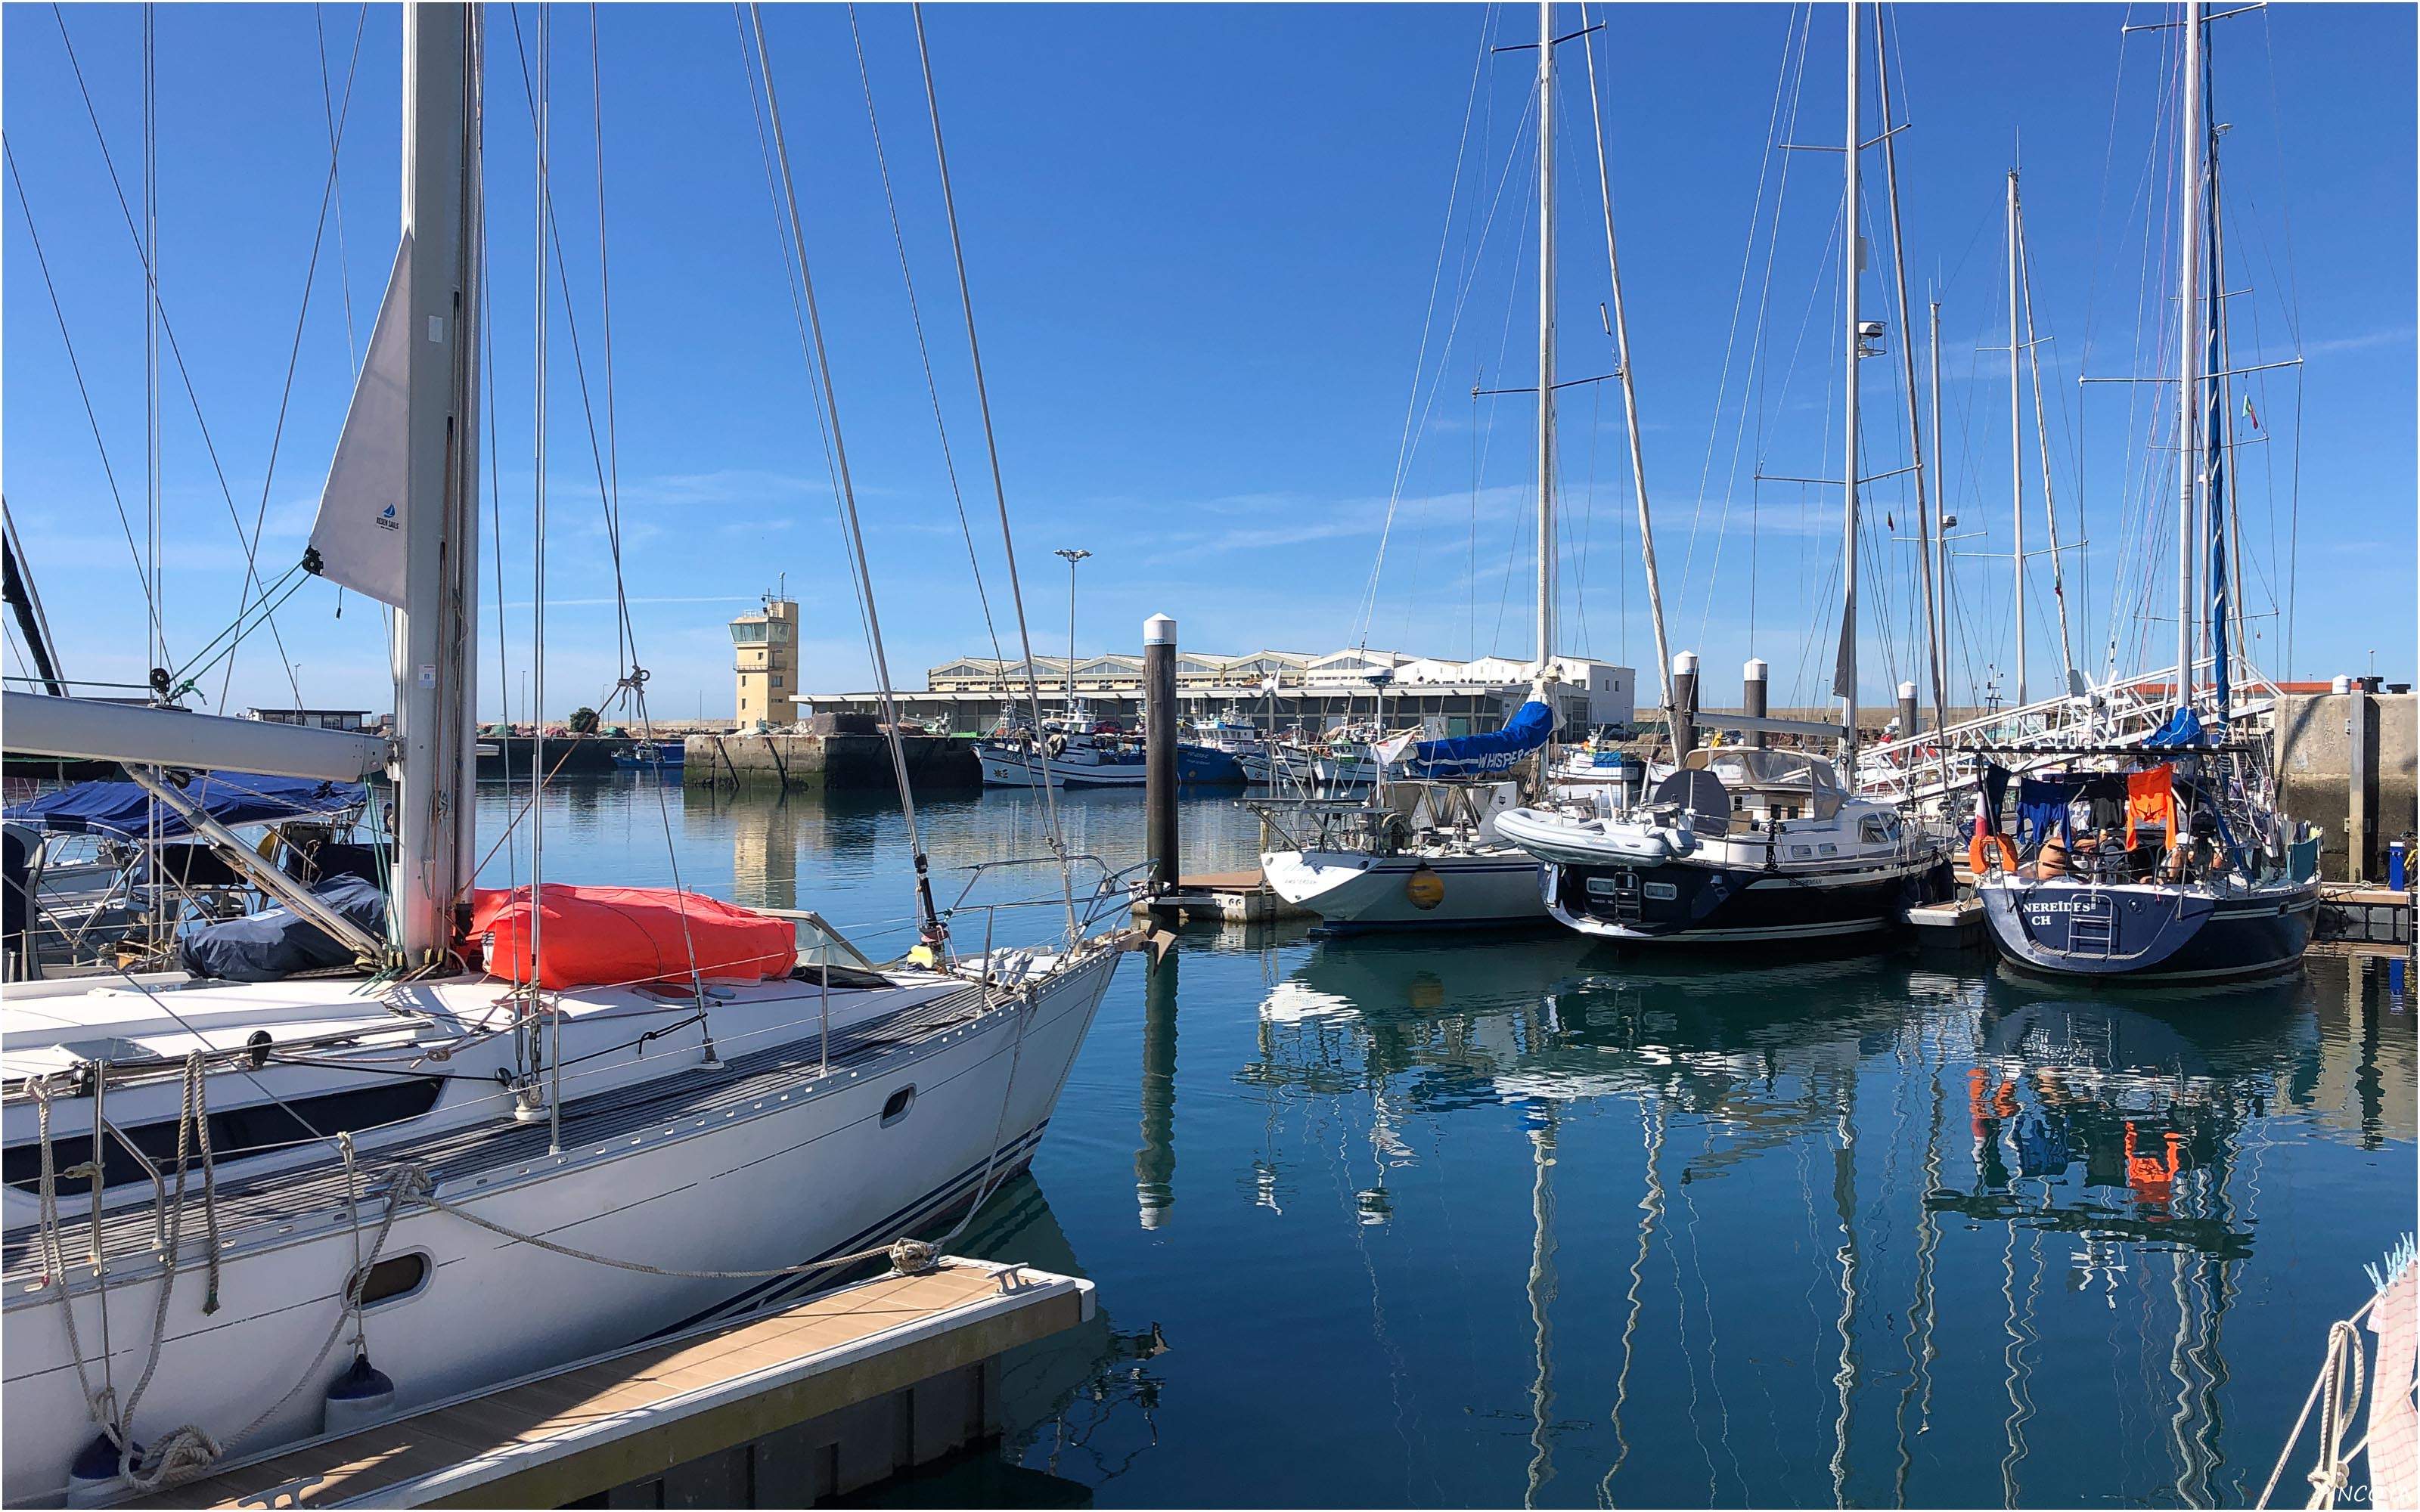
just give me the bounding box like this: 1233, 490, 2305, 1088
1997, 1214, 2040, 1504
1893, 1033, 1947, 1504
1602, 1099, 1665, 1503
1136, 948, 1177, 1228
1524, 1102, 1559, 1508
1830, 1069, 1863, 1504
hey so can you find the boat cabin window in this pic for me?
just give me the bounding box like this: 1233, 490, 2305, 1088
358, 1251, 429, 1307
3, 1076, 445, 1199
1860, 813, 1900, 846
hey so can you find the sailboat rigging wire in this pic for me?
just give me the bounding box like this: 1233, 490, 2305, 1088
208, 1, 373, 710
1351, 6, 1494, 652
1579, 2, 1672, 714
750, 6, 944, 950
315, 5, 364, 374
1871, 9, 1943, 734
2, 144, 157, 639
1679, 1, 1813, 635
45, 6, 334, 708
2015, 207, 2077, 689
911, 2, 1091, 932
847, 7, 1007, 678
725, 7, 880, 702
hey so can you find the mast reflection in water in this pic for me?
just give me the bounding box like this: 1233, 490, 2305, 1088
487, 780, 2413, 1508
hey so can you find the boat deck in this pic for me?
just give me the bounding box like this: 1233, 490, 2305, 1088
3, 984, 991, 1283
116, 1257, 1093, 1508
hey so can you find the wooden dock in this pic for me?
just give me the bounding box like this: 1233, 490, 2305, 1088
2316, 884, 2414, 947
1134, 870, 1311, 925
122, 1259, 1091, 1510
1902, 897, 1986, 948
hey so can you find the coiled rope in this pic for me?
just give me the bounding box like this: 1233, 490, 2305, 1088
2257, 1295, 2377, 1510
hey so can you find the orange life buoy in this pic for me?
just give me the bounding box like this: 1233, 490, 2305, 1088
1969, 832, 2018, 875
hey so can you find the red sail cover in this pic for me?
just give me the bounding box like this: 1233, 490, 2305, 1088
468, 885, 796, 990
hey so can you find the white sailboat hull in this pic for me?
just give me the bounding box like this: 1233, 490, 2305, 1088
0, 948, 1122, 1505
1260, 847, 1549, 931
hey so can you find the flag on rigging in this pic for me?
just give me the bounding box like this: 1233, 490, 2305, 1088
2242, 394, 2260, 430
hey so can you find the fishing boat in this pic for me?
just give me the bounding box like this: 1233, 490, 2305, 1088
0, 11, 1129, 1501
976, 722, 1239, 789
610, 738, 684, 772
1497, 0, 1956, 946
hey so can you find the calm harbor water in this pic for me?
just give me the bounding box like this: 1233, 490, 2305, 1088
477, 776, 2415, 1509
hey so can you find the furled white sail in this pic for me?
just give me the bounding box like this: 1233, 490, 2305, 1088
306, 232, 414, 608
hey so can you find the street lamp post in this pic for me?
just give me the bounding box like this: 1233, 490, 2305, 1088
1055, 548, 1091, 717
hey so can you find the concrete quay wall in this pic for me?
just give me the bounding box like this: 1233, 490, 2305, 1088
684, 732, 980, 792
2277, 692, 2417, 882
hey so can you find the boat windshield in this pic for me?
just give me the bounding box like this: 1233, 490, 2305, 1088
756, 909, 879, 972
1686, 748, 1844, 795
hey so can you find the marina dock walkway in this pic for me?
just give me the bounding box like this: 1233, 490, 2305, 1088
121, 1259, 1091, 1510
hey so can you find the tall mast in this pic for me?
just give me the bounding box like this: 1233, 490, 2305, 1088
2006, 168, 2026, 707
1872, 9, 1935, 737
393, 1, 482, 968
1578, 7, 1671, 722
1838, 0, 1861, 768
2174, 0, 2202, 707
1534, 0, 1558, 675
1926, 299, 1947, 727
2015, 202, 2077, 693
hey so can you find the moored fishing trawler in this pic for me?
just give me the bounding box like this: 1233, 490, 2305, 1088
0, 9, 1128, 1502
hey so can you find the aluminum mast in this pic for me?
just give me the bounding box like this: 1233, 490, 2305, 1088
392, 2, 482, 968
2174, 0, 2202, 707
1579, 5, 1673, 723
1534, 0, 1558, 677
2006, 167, 2026, 706
1838, 0, 1862, 769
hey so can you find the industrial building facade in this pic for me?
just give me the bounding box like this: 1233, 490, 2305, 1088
795, 649, 1637, 737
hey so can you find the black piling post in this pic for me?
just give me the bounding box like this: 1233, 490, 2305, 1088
1897, 681, 1920, 746
1146, 614, 1180, 892
1672, 650, 1700, 758
1742, 657, 1768, 750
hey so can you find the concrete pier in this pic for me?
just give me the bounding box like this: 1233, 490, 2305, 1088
2277, 690, 2416, 882
683, 733, 979, 792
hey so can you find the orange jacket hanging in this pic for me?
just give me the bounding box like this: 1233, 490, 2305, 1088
2126, 765, 2176, 851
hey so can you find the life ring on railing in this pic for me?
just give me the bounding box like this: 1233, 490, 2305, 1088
1969, 832, 2018, 875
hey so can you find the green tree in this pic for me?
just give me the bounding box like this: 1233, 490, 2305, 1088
566, 706, 600, 734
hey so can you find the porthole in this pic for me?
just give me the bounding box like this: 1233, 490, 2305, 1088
881, 1086, 917, 1126
357, 1252, 430, 1308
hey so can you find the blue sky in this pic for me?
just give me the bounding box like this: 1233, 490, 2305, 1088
5, 2, 2411, 723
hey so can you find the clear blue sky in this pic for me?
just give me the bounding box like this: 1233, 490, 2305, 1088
5, 2, 2411, 723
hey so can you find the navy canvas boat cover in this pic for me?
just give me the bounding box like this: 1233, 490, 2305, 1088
1401, 699, 1555, 779
181, 874, 386, 981
4, 771, 366, 841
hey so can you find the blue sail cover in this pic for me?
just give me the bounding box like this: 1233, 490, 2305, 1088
2144, 705, 2207, 749
1400, 699, 1556, 779
4, 771, 366, 840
